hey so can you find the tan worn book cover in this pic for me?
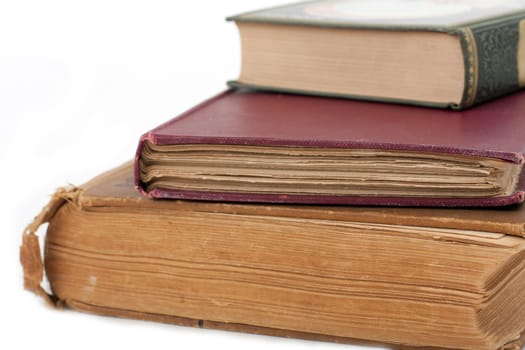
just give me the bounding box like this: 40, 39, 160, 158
21, 162, 525, 350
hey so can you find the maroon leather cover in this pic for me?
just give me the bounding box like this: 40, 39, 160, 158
135, 89, 525, 207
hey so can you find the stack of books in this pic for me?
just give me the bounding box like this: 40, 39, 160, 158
21, 1, 525, 349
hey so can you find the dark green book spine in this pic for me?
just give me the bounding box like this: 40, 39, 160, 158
456, 15, 523, 109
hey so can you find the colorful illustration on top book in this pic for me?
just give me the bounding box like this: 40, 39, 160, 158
243, 0, 525, 27
305, 0, 518, 20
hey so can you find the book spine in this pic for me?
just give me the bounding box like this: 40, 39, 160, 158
134, 134, 150, 198
19, 186, 79, 308
457, 15, 525, 109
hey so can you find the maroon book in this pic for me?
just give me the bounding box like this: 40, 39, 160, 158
135, 89, 525, 207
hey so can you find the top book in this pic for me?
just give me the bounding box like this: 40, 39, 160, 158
228, 0, 525, 109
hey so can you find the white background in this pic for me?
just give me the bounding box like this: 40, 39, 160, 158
2, 1, 377, 349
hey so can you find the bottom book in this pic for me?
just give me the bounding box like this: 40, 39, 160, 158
21, 162, 525, 350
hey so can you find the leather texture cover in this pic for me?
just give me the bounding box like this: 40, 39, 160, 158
135, 89, 525, 207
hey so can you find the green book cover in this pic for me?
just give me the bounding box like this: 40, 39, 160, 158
228, 0, 525, 109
